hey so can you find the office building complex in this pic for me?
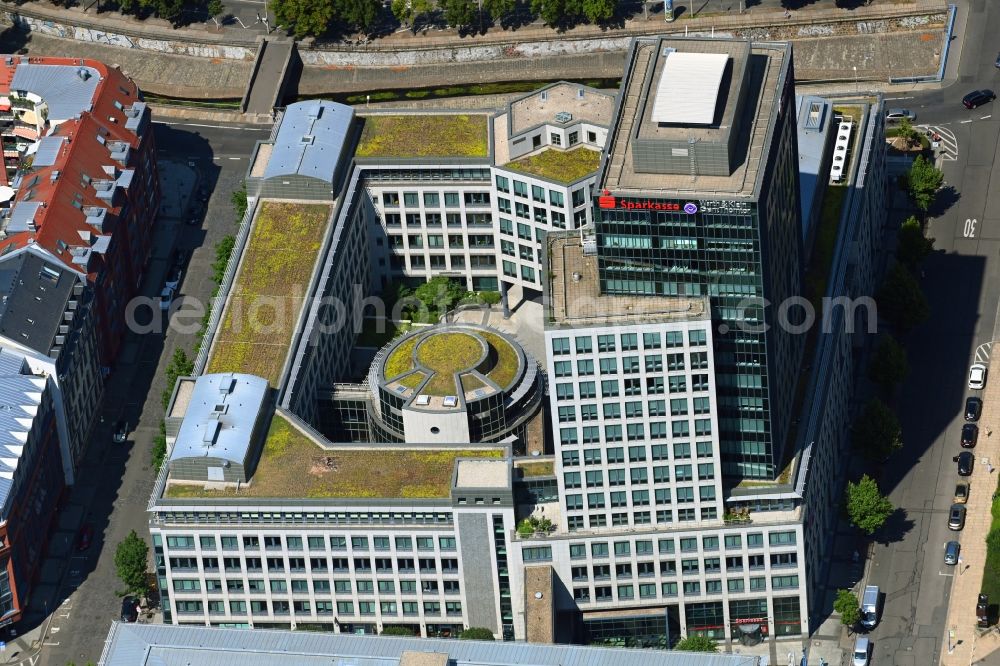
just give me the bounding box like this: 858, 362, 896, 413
596, 38, 803, 481
149, 37, 886, 649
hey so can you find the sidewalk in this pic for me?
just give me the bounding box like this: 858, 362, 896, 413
938, 361, 1000, 665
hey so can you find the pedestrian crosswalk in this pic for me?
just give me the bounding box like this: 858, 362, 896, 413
919, 124, 958, 161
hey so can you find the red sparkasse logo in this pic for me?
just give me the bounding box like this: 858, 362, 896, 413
596, 191, 686, 211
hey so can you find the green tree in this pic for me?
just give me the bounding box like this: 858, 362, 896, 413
443, 0, 477, 28
272, 0, 334, 37
852, 398, 903, 461
530, 0, 578, 26
161, 348, 195, 409
894, 118, 921, 149
868, 335, 908, 394
833, 589, 861, 628
581, 0, 614, 23
674, 635, 718, 652
114, 530, 149, 596
459, 627, 496, 640
877, 263, 929, 332
391, 0, 435, 26
482, 0, 515, 21
846, 474, 894, 534
381, 626, 414, 636
207, 0, 225, 27
212, 235, 237, 284
897, 215, 933, 269
412, 276, 467, 320
334, 0, 382, 31
231, 182, 248, 221
152, 420, 167, 470
905, 154, 944, 211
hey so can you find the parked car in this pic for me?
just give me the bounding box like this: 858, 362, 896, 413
969, 363, 988, 390
159, 286, 176, 312
120, 596, 139, 623
172, 248, 190, 269
113, 419, 129, 444
852, 636, 870, 666
948, 504, 967, 531
165, 266, 183, 291
885, 108, 916, 122
954, 481, 970, 504
186, 203, 204, 226
963, 89, 996, 109
962, 423, 979, 448
944, 540, 961, 565
965, 398, 982, 422
956, 451, 974, 476
197, 187, 210, 203
76, 523, 94, 551
977, 593, 989, 627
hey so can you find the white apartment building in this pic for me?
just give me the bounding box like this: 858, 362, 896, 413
511, 233, 808, 645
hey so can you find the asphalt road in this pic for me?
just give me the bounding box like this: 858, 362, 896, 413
32, 120, 269, 666
860, 1, 1000, 663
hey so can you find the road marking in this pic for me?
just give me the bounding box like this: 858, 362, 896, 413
41, 642, 59, 646
885, 96, 915, 101
961, 119, 974, 124
975, 342, 992, 363
981, 115, 992, 120
964, 219, 978, 238
939, 571, 954, 576
228, 157, 242, 160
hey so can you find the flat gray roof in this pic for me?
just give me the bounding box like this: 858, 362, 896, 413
99, 623, 761, 666
169, 373, 268, 466
508, 81, 615, 136
545, 233, 709, 328
263, 100, 354, 183
599, 37, 789, 199
795, 94, 834, 242
10, 63, 102, 123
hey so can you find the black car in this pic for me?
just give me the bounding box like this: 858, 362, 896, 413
962, 423, 979, 448
965, 397, 983, 422
112, 420, 128, 444
963, 89, 996, 109
978, 593, 990, 627
121, 596, 139, 622
956, 451, 974, 476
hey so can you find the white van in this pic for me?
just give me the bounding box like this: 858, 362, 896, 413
861, 585, 880, 629
853, 636, 870, 666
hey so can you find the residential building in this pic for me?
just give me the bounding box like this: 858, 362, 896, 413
0, 56, 160, 368
0, 347, 67, 626
98, 622, 762, 665
596, 38, 804, 482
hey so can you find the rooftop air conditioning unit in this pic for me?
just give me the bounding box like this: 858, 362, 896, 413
554, 112, 573, 124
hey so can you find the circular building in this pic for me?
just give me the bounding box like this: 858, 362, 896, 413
369, 323, 541, 445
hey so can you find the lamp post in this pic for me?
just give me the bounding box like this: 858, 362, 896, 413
853, 66, 858, 92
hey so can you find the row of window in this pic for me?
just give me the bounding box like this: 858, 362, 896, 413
555, 375, 711, 401
166, 556, 460, 576
383, 212, 492, 228
567, 532, 796, 558
561, 442, 715, 466
572, 575, 799, 604
556, 398, 711, 423
174, 598, 463, 618
553, 354, 709, 377
495, 175, 588, 208
172, 577, 461, 596
557, 418, 713, 444
565, 507, 717, 529
165, 535, 457, 553
564, 485, 717, 510
400, 255, 496, 271
551, 330, 708, 355
382, 191, 490, 208
569, 552, 798, 582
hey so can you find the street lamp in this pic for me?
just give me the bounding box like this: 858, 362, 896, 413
853, 66, 858, 93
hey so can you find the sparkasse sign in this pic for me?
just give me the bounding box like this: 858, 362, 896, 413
597, 191, 698, 214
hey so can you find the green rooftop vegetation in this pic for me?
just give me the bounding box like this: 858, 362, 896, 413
481, 332, 520, 389
518, 460, 554, 477
356, 114, 489, 159
206, 202, 331, 387
384, 334, 418, 379
397, 371, 426, 389
417, 332, 483, 395
505, 146, 602, 184
165, 413, 504, 499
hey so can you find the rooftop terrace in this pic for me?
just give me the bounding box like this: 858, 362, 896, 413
165, 412, 504, 500
509, 82, 616, 136
505, 147, 602, 184
205, 201, 332, 387
355, 114, 489, 160
546, 234, 708, 328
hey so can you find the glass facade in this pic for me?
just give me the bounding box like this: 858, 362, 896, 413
583, 610, 678, 649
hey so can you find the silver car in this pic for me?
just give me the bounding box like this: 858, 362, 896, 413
886, 108, 916, 123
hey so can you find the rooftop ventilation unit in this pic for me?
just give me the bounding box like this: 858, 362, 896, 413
554, 112, 573, 124
577, 88, 585, 99
442, 395, 458, 407
219, 374, 236, 395
540, 91, 548, 102
300, 135, 315, 145
415, 395, 431, 406
77, 68, 91, 81
582, 237, 598, 256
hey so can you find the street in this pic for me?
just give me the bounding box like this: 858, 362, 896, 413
21, 120, 270, 666
860, 0, 1000, 663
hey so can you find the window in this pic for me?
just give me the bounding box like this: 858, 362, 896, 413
570, 543, 587, 559
464, 192, 490, 206
689, 329, 707, 346
403, 192, 419, 206
513, 180, 528, 197
571, 188, 585, 207
495, 175, 509, 193
772, 575, 799, 589
552, 337, 570, 355
523, 546, 553, 561
382, 192, 399, 207
769, 531, 797, 546
549, 190, 565, 207
591, 542, 609, 558
747, 533, 764, 548
423, 192, 440, 207
575, 336, 593, 353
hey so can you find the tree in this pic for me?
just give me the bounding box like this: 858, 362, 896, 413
391, 0, 435, 27
877, 263, 929, 332
412, 276, 467, 320
894, 118, 921, 149
905, 155, 944, 211
272, 0, 334, 37
443, 0, 476, 29
852, 398, 902, 461
161, 348, 195, 409
207, 0, 225, 27
230, 182, 248, 221
833, 589, 861, 628
846, 474, 894, 534
212, 235, 237, 284
334, 0, 381, 31
482, 0, 515, 21
114, 530, 149, 596
530, 0, 578, 27
459, 627, 496, 640
868, 335, 908, 393
581, 0, 614, 23
674, 635, 718, 652
152, 420, 167, 470
896, 215, 933, 269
